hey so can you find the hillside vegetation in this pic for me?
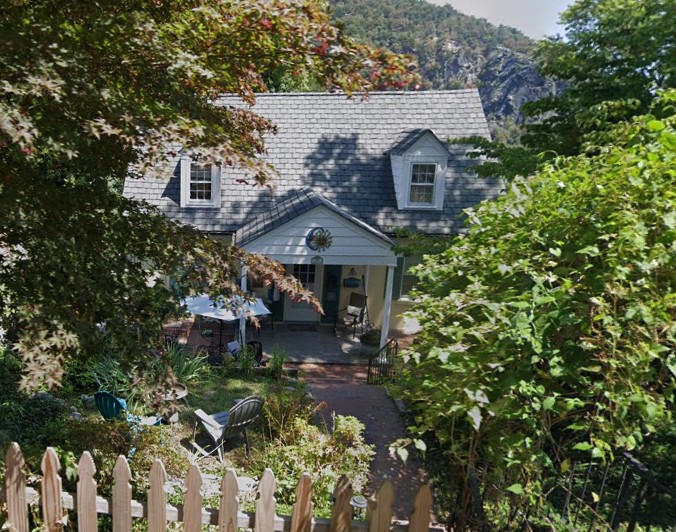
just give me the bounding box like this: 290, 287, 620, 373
329, 0, 557, 125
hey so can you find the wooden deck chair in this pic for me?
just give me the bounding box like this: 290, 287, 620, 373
94, 391, 160, 426
193, 395, 265, 460
334, 292, 368, 338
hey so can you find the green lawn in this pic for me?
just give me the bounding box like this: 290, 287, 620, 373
187, 369, 265, 414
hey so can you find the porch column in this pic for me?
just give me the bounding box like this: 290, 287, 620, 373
380, 265, 395, 348
364, 265, 370, 295
240, 266, 248, 344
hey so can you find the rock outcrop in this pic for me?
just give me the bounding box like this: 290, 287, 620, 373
478, 46, 558, 121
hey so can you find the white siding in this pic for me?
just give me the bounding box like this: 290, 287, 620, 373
390, 132, 449, 210
242, 205, 396, 266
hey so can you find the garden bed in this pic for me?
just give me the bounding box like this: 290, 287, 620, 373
0, 344, 374, 520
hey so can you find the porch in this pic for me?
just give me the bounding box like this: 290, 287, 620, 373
237, 189, 399, 349
176, 319, 376, 365
255, 323, 371, 365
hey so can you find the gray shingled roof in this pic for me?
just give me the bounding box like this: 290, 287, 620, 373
235, 188, 394, 247
389, 129, 448, 155
123, 90, 502, 235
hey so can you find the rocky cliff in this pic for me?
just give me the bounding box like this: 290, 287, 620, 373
329, 0, 560, 129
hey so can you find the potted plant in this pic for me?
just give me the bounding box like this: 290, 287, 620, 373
359, 328, 381, 356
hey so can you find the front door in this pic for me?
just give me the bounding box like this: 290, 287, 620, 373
321, 265, 342, 324
284, 264, 322, 322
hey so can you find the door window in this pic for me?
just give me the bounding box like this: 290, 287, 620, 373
292, 264, 316, 287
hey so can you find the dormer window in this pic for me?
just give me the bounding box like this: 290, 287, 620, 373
409, 163, 437, 205
389, 129, 449, 211
180, 158, 221, 208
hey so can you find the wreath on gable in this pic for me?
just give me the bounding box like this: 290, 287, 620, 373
306, 227, 333, 251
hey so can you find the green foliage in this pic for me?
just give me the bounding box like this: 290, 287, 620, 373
249, 415, 374, 518
265, 67, 324, 93
87, 356, 129, 398
393, 229, 457, 258
262, 383, 319, 444
359, 328, 381, 346
523, 0, 675, 157
330, 0, 532, 90
83, 338, 206, 413
162, 342, 208, 384
0, 395, 72, 461
236, 347, 257, 379
459, 135, 540, 181
464, 0, 675, 180
399, 97, 676, 527
0, 0, 417, 392
267, 347, 287, 380
0, 345, 21, 399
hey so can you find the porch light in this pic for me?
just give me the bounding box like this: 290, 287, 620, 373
311, 255, 323, 265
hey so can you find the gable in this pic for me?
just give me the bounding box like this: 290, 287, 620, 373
241, 205, 397, 266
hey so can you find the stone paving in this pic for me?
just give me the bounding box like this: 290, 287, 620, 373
296, 363, 429, 523
174, 319, 431, 522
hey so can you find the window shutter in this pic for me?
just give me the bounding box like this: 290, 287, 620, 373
211, 163, 221, 207
179, 158, 190, 207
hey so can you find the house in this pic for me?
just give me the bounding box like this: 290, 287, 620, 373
123, 90, 502, 346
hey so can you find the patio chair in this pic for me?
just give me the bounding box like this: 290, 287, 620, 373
94, 391, 161, 426
334, 292, 368, 338
193, 395, 265, 460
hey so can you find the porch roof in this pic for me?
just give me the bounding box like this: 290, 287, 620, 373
235, 188, 394, 247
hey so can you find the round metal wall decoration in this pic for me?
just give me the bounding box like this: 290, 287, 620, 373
306, 227, 333, 251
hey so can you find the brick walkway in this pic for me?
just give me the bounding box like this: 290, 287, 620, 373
296, 363, 429, 522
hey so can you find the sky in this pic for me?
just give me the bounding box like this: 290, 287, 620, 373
427, 0, 573, 40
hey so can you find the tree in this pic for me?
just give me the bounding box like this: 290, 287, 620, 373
522, 0, 675, 157
0, 0, 418, 390
398, 92, 676, 527
463, 0, 675, 180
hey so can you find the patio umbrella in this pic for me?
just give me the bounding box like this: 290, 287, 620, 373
183, 294, 271, 346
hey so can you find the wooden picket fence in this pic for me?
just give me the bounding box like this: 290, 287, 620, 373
1, 443, 438, 531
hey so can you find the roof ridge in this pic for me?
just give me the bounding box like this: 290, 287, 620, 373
217, 89, 480, 98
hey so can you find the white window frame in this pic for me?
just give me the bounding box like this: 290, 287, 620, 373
402, 157, 446, 210
399, 255, 421, 300
180, 157, 221, 208
408, 163, 437, 206
393, 255, 421, 301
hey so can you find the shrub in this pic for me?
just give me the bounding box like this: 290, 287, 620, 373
267, 347, 286, 380
83, 341, 206, 414
162, 342, 208, 384
236, 346, 257, 378
359, 328, 381, 346
399, 97, 676, 527
0, 346, 21, 400
248, 416, 373, 518
262, 383, 320, 444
